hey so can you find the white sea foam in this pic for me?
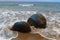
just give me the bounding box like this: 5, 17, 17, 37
0, 10, 60, 40
30, 11, 60, 40
41, 11, 60, 40
0, 10, 37, 40
18, 4, 34, 7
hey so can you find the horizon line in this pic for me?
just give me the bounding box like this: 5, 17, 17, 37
0, 1, 60, 2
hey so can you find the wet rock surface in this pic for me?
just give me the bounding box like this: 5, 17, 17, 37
11, 21, 31, 33
27, 14, 46, 29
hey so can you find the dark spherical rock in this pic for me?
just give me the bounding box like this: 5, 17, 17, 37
11, 21, 31, 33
27, 14, 47, 29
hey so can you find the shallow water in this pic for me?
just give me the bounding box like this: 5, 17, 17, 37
0, 2, 60, 40
0, 10, 60, 40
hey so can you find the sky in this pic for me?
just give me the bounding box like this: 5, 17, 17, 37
0, 0, 60, 2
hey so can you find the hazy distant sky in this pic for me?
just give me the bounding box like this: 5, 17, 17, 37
0, 0, 60, 2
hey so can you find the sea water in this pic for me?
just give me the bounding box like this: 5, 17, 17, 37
0, 2, 60, 11
0, 2, 60, 40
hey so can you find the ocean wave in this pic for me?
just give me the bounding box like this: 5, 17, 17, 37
0, 2, 35, 6
18, 4, 34, 7
0, 10, 60, 26
0, 11, 36, 26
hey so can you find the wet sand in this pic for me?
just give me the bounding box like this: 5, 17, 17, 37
17, 32, 48, 40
